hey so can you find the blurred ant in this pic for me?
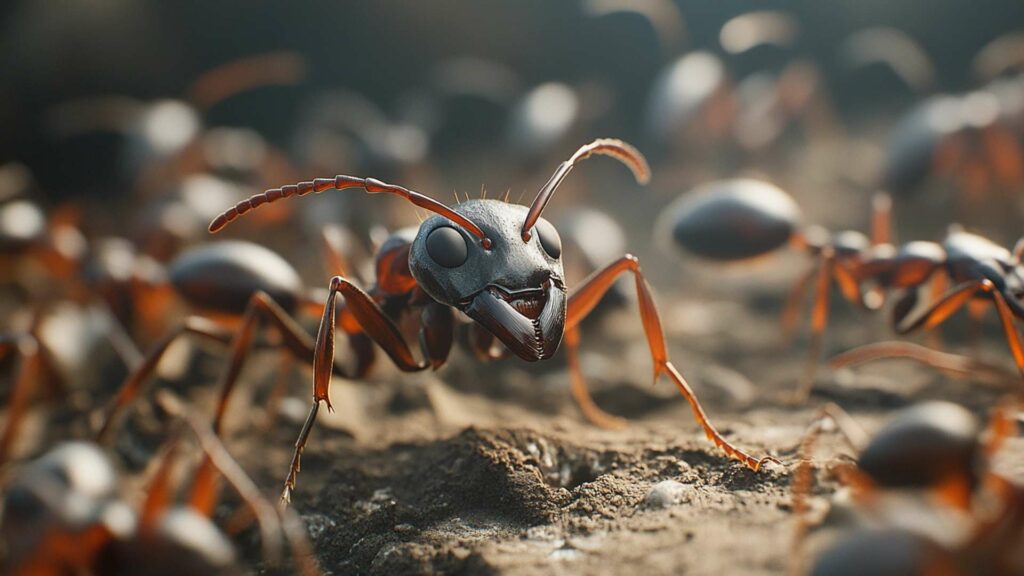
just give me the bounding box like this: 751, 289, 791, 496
664, 178, 1024, 397
660, 178, 895, 399
94, 239, 354, 445
0, 393, 316, 575
841, 226, 1024, 385
792, 400, 1023, 575
208, 138, 778, 502
0, 305, 142, 467
881, 87, 1024, 209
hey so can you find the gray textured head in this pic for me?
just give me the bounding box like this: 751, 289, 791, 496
410, 199, 566, 361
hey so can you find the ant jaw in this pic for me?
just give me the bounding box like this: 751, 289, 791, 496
461, 280, 565, 362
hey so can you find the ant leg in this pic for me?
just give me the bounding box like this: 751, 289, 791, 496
96, 317, 234, 443
568, 255, 775, 471
154, 392, 293, 567
986, 287, 1024, 381
790, 404, 869, 572
793, 253, 835, 402
210, 291, 321, 435
0, 336, 43, 466
895, 279, 1024, 379
870, 192, 893, 246
780, 266, 817, 346
419, 301, 454, 370
564, 326, 627, 430
829, 341, 1018, 389
895, 280, 984, 335
927, 271, 949, 349
282, 276, 430, 504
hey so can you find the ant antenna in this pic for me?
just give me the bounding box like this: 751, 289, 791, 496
521, 138, 650, 241
209, 175, 490, 247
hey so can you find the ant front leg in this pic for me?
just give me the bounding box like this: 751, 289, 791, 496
896, 279, 1024, 381
567, 255, 775, 471
282, 276, 431, 504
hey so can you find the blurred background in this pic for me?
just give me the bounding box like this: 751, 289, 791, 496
2, 2, 1024, 573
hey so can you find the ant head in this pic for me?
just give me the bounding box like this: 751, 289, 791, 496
411, 200, 566, 362
409, 139, 647, 362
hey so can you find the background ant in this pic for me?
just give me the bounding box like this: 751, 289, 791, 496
207, 138, 778, 502
793, 400, 1023, 575
658, 178, 894, 399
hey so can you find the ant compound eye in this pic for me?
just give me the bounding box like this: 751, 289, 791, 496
426, 226, 468, 268
535, 219, 561, 259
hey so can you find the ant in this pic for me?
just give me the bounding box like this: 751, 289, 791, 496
793, 400, 1022, 575
0, 393, 315, 575
207, 138, 778, 502
844, 226, 1024, 384
93, 239, 356, 445
665, 179, 1024, 396
659, 178, 895, 399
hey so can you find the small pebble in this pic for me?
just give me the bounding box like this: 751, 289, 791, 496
644, 480, 694, 508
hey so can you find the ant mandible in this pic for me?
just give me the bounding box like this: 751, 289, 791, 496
208, 138, 777, 502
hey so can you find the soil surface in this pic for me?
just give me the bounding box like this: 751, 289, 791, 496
215, 280, 1021, 576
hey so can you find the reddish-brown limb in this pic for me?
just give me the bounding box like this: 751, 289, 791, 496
139, 431, 182, 532
564, 327, 627, 430
780, 266, 817, 346
790, 403, 868, 573
419, 302, 454, 370
521, 139, 650, 241
188, 455, 221, 516
96, 316, 234, 443
208, 175, 487, 244
896, 280, 984, 334
927, 269, 950, 349
0, 335, 43, 467
210, 291, 320, 435
567, 255, 774, 471
829, 341, 1018, 389
282, 276, 430, 504
897, 279, 1024, 381
792, 252, 834, 402
158, 391, 288, 567
989, 288, 1024, 381
870, 192, 893, 246
983, 398, 1020, 458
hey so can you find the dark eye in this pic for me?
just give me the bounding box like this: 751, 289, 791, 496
426, 226, 468, 268
535, 219, 561, 259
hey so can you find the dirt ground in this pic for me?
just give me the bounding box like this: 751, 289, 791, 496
210, 277, 1021, 576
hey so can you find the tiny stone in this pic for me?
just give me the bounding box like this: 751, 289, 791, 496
644, 480, 694, 509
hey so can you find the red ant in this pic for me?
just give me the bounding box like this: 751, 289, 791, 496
793, 400, 1023, 575
663, 178, 1024, 397
207, 138, 778, 502
660, 178, 895, 399
0, 392, 317, 575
